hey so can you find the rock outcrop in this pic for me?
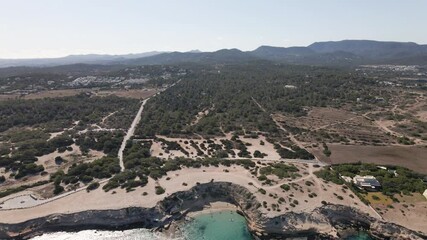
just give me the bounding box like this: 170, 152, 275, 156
0, 182, 425, 240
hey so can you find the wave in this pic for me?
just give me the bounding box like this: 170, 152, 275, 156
31, 229, 184, 240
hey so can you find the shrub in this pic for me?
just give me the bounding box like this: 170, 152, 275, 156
305, 180, 314, 186
258, 175, 267, 181
86, 182, 100, 192
0, 175, 5, 183
155, 186, 165, 195
53, 184, 64, 195
55, 156, 64, 165
280, 184, 290, 191
372, 194, 380, 201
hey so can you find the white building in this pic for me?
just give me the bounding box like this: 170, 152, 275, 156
353, 175, 381, 191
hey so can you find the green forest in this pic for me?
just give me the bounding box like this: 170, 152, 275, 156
136, 63, 388, 138
0, 94, 139, 180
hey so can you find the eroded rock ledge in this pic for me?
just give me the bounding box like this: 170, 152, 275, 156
0, 182, 425, 239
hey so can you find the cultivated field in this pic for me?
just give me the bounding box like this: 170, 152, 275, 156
315, 144, 427, 174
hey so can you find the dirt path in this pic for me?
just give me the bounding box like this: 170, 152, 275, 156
250, 97, 323, 164
117, 98, 149, 170
313, 115, 359, 131
271, 116, 306, 149
118, 82, 179, 170
251, 97, 267, 112
101, 111, 118, 124
0, 84, 181, 210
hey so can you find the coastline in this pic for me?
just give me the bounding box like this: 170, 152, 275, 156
0, 182, 426, 240
186, 201, 238, 218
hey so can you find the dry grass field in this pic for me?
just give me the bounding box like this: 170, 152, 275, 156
0, 89, 88, 100
364, 192, 393, 205
375, 193, 427, 234
94, 88, 158, 99
0, 88, 159, 101
315, 144, 427, 174
275, 108, 396, 146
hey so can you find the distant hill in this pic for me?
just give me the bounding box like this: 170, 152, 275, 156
1, 40, 427, 68
126, 40, 427, 66
309, 40, 427, 59
125, 49, 261, 65
0, 51, 163, 68
251, 46, 315, 61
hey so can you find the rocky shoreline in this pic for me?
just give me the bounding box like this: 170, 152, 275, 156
0, 182, 425, 240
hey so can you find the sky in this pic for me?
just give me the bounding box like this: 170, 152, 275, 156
1, 0, 427, 59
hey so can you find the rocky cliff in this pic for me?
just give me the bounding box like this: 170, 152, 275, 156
0, 182, 425, 239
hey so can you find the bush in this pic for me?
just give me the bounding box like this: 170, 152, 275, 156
259, 188, 267, 195
323, 143, 331, 157
103, 181, 120, 192
280, 184, 290, 191
253, 150, 266, 158
86, 182, 100, 192
258, 175, 267, 181
372, 194, 380, 200
55, 156, 64, 165
155, 186, 165, 195
53, 184, 64, 195
0, 175, 5, 183
314, 169, 344, 185
305, 180, 314, 186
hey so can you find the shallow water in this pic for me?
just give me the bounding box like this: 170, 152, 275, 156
344, 231, 374, 240
181, 210, 252, 240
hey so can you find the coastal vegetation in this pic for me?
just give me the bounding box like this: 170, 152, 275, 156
315, 163, 427, 197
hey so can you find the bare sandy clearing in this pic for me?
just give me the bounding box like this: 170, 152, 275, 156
0, 163, 377, 225
150, 134, 281, 160
375, 194, 427, 234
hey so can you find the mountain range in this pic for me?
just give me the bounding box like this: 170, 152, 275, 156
1, 40, 427, 68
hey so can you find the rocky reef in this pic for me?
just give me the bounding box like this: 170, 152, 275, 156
0, 182, 425, 239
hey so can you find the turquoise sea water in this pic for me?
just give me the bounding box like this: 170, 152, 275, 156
182, 210, 252, 240
32, 210, 373, 240
344, 231, 374, 240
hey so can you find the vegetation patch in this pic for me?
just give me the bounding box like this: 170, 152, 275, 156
259, 163, 299, 179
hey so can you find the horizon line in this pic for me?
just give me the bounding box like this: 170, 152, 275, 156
1, 39, 426, 60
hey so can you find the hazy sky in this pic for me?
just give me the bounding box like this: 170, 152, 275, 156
1, 0, 426, 58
